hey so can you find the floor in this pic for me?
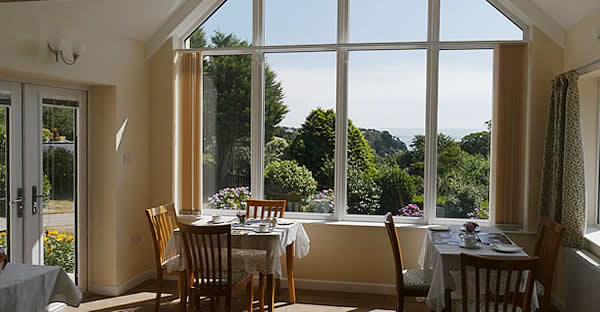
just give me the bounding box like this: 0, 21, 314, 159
63, 279, 428, 312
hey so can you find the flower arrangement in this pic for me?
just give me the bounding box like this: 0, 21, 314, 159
236, 210, 246, 223
463, 221, 479, 233
306, 189, 335, 213
208, 186, 250, 210
44, 231, 75, 273
398, 203, 424, 217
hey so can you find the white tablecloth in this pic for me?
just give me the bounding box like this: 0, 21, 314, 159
0, 263, 82, 312
164, 217, 310, 278
418, 226, 538, 312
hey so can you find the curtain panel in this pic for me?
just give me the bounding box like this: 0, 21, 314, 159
175, 52, 203, 213
492, 44, 528, 228
540, 70, 585, 248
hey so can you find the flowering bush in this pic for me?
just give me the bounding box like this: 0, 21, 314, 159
44, 231, 75, 273
397, 203, 424, 217
467, 201, 489, 220
0, 231, 6, 251
208, 186, 250, 210
306, 189, 335, 213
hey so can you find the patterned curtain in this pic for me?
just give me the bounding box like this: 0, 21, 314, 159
540, 70, 585, 248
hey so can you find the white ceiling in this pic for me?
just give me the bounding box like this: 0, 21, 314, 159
532, 0, 600, 29
0, 0, 186, 41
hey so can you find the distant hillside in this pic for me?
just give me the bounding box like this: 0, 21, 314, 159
360, 128, 407, 157
386, 128, 484, 148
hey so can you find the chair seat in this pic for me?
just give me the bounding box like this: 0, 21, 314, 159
403, 269, 430, 293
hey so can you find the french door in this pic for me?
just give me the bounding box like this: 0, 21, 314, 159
0, 81, 87, 289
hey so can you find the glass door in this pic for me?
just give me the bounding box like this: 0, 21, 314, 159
23, 85, 87, 288
0, 81, 23, 264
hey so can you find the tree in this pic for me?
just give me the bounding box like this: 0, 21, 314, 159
376, 165, 416, 214
289, 108, 376, 188
460, 131, 490, 157
198, 29, 288, 189
361, 129, 407, 157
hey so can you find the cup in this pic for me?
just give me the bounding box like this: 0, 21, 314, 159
212, 215, 222, 223
271, 217, 278, 227
464, 235, 477, 248
258, 223, 268, 232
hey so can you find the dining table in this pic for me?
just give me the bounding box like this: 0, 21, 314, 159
418, 225, 539, 312
164, 216, 310, 312
0, 263, 82, 312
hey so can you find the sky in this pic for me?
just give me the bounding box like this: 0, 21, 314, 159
198, 0, 522, 132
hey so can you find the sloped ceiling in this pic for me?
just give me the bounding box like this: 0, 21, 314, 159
532, 0, 600, 29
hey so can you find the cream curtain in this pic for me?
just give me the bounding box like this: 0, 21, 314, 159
540, 70, 585, 248
175, 52, 203, 213
492, 44, 528, 228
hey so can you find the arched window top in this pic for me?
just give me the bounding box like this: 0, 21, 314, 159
186, 0, 525, 48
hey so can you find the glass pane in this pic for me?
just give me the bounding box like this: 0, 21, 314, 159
347, 50, 427, 216
349, 0, 428, 43
0, 105, 8, 255
265, 0, 337, 45
42, 104, 77, 274
187, 0, 252, 49
203, 55, 252, 210
436, 50, 492, 219
264, 52, 336, 213
440, 0, 523, 41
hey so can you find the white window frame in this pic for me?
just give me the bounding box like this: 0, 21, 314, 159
182, 0, 528, 224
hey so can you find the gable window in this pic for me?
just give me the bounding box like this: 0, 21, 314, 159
183, 0, 526, 222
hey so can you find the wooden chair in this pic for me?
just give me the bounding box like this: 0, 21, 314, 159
246, 199, 286, 219
145, 203, 180, 312
179, 223, 255, 312
245, 199, 287, 303
384, 212, 431, 312
533, 218, 564, 311
458, 254, 539, 312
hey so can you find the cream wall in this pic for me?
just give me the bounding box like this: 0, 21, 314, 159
0, 4, 154, 290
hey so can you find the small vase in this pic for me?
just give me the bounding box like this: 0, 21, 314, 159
237, 214, 246, 224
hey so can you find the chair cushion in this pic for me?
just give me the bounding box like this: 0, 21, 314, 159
403, 269, 430, 293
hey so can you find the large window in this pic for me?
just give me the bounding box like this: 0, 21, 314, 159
186, 0, 525, 222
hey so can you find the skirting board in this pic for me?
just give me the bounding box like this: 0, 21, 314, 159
88, 270, 155, 297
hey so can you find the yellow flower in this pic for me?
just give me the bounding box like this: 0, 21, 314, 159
48, 231, 58, 236
43, 237, 48, 242
0, 232, 5, 236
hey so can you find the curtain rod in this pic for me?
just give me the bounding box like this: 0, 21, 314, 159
576, 58, 600, 74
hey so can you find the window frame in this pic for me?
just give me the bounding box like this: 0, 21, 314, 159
181, 0, 527, 224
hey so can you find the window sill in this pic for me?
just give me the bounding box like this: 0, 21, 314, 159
584, 224, 600, 250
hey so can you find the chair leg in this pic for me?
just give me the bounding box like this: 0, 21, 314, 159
247, 277, 254, 312
210, 296, 217, 312
445, 289, 452, 312
259, 273, 266, 312
275, 278, 281, 296
155, 270, 163, 312
226, 294, 232, 312
396, 295, 404, 312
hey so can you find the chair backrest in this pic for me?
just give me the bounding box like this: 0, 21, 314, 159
179, 223, 232, 289
533, 217, 564, 309
384, 212, 405, 296
246, 199, 286, 219
460, 254, 539, 312
145, 203, 179, 268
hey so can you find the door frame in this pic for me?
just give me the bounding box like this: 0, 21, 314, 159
0, 80, 23, 264
23, 84, 88, 291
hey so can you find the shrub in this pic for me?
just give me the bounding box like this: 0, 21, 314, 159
307, 189, 335, 213
468, 200, 489, 219
398, 203, 424, 217
264, 160, 317, 207
265, 137, 289, 165
347, 167, 381, 215
44, 231, 75, 273
376, 165, 416, 213
208, 186, 250, 210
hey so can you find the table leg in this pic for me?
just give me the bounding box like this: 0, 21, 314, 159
179, 271, 188, 312
286, 242, 296, 303
266, 273, 275, 312
259, 273, 266, 312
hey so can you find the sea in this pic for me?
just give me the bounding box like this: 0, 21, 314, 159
386, 128, 485, 147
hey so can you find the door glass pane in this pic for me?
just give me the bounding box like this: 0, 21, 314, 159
203, 55, 252, 210
436, 50, 492, 219
263, 52, 336, 213
347, 50, 427, 216
186, 0, 252, 49
42, 102, 77, 274
0, 99, 9, 255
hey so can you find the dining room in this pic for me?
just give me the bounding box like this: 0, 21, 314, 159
2, 0, 600, 311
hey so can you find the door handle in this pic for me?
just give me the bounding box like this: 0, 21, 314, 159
11, 187, 24, 218
31, 185, 48, 215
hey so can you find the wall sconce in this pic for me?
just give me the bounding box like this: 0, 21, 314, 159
48, 39, 85, 65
